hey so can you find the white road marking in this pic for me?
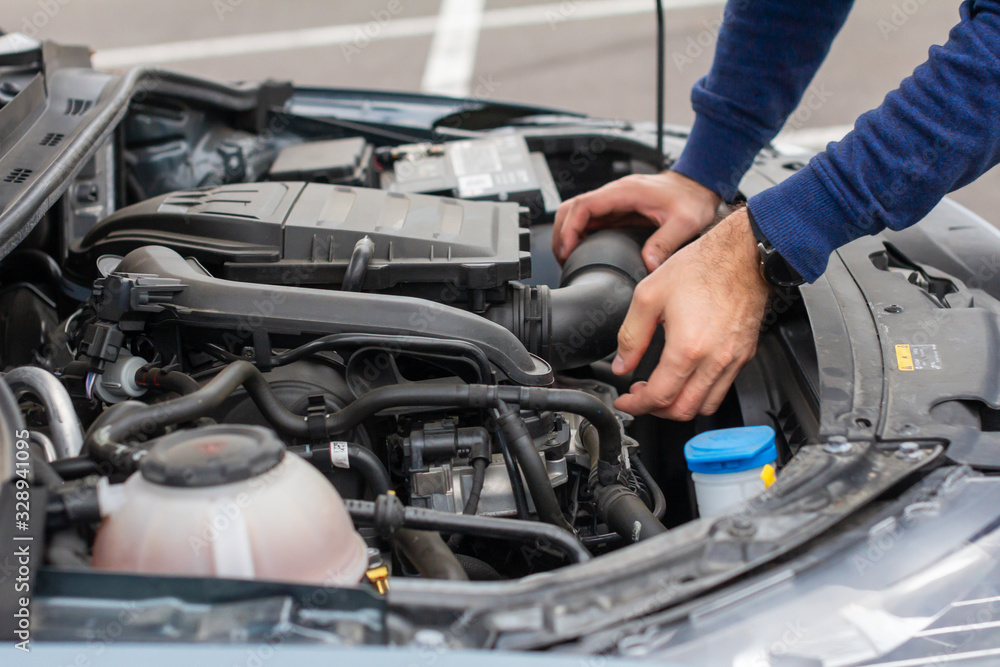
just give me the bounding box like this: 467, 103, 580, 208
774, 124, 854, 152
92, 0, 727, 70
421, 0, 487, 97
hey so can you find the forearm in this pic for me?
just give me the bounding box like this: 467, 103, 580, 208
749, 0, 1000, 282
672, 0, 855, 200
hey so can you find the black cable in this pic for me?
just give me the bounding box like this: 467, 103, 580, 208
348, 498, 591, 564
630, 453, 666, 521
655, 0, 667, 169
492, 415, 530, 520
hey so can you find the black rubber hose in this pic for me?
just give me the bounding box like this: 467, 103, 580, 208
134, 367, 201, 395
492, 417, 529, 520
630, 453, 667, 522
268, 333, 494, 383
296, 442, 393, 496
495, 402, 571, 531
463, 457, 488, 516
50, 456, 102, 480
580, 422, 667, 542
394, 528, 469, 581
29, 450, 64, 488
342, 236, 375, 292
487, 229, 647, 371
87, 363, 624, 480
348, 444, 392, 495
593, 482, 668, 543
447, 456, 490, 549
347, 499, 591, 564
455, 554, 502, 581
85, 363, 295, 473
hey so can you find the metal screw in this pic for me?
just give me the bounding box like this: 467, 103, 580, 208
884, 304, 904, 313
823, 436, 853, 455
896, 441, 924, 461
728, 517, 756, 538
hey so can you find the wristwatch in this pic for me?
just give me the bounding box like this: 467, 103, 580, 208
745, 208, 805, 288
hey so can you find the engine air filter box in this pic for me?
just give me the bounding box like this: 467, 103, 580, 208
66, 182, 532, 293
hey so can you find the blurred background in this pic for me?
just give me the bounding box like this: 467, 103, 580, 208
2, 0, 997, 221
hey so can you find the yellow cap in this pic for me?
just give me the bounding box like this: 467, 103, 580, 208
760, 464, 776, 489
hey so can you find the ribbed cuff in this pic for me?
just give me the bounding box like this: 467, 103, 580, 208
747, 165, 870, 283
672, 114, 765, 202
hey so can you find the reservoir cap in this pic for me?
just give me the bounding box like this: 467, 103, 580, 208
684, 426, 777, 475
141, 424, 285, 488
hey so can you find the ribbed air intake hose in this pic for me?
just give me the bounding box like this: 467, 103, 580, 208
486, 229, 647, 370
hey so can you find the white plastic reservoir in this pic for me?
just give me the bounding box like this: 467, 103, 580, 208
92, 424, 368, 586
684, 425, 777, 518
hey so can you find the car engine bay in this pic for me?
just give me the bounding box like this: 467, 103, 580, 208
0, 62, 833, 632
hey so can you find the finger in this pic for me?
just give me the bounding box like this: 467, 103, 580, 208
552, 198, 573, 261
642, 220, 695, 271
623, 349, 710, 419
697, 362, 743, 417
612, 281, 662, 375
614, 340, 701, 415
553, 181, 655, 262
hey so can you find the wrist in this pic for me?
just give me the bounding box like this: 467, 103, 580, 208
663, 170, 723, 211
720, 209, 771, 294
745, 207, 805, 288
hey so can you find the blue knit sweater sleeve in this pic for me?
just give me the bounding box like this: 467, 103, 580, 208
750, 1, 1000, 282
671, 0, 855, 201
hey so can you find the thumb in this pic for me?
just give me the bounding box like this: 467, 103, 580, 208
641, 222, 693, 271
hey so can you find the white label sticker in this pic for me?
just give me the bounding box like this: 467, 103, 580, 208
909, 344, 942, 370
457, 173, 495, 198
330, 441, 350, 469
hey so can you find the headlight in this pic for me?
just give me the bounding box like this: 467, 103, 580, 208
617, 467, 1000, 666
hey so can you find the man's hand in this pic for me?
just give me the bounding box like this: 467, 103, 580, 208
553, 171, 722, 271
612, 208, 771, 420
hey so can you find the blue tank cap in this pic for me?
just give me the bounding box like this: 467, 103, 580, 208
684, 426, 777, 475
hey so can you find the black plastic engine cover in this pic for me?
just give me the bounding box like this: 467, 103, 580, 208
66, 182, 532, 291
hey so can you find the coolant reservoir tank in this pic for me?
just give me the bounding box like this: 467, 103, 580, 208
92, 425, 368, 585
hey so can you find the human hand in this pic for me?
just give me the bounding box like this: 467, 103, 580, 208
611, 208, 771, 420
553, 170, 722, 271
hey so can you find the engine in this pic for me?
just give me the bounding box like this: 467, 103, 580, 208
1, 126, 682, 586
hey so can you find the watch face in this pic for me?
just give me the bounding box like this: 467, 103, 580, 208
765, 254, 804, 287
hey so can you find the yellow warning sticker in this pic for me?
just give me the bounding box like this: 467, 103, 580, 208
895, 344, 914, 371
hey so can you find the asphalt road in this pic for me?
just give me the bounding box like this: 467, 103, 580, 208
2, 0, 997, 222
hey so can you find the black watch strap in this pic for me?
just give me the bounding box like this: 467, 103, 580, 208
745, 208, 805, 288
